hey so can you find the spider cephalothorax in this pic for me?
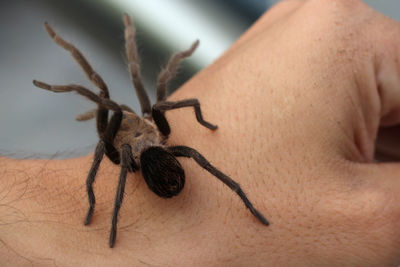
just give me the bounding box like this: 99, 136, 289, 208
33, 14, 269, 248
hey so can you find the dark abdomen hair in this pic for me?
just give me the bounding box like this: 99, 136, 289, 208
140, 146, 185, 198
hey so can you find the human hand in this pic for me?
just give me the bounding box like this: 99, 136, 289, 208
172, 0, 400, 265
2, 0, 400, 265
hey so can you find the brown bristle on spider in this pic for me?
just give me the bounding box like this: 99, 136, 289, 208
33, 13, 269, 248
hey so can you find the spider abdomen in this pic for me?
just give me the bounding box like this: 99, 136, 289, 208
140, 146, 185, 198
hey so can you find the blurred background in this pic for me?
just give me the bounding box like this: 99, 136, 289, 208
0, 0, 399, 158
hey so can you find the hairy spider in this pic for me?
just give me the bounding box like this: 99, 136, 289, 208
33, 14, 269, 248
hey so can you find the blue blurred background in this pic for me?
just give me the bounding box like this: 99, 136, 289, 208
0, 0, 399, 158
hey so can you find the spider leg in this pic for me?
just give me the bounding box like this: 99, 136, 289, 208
156, 40, 199, 103
103, 110, 123, 164
78, 109, 123, 228
33, 81, 121, 112
123, 13, 152, 116
81, 98, 109, 138
43, 22, 109, 98
168, 146, 269, 226
76, 108, 97, 121
84, 140, 105, 225
43, 22, 111, 136
152, 99, 217, 136
33, 80, 123, 163
109, 144, 135, 248
76, 105, 134, 121
151, 106, 171, 136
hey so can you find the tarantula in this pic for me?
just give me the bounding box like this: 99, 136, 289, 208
33, 14, 269, 248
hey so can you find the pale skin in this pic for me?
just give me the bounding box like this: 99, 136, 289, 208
2, 0, 400, 265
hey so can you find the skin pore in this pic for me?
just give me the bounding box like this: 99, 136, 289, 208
2, 0, 400, 265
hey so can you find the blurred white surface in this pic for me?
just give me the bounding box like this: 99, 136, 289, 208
110, 0, 247, 67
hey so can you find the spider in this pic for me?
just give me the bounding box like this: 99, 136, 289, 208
33, 13, 269, 248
